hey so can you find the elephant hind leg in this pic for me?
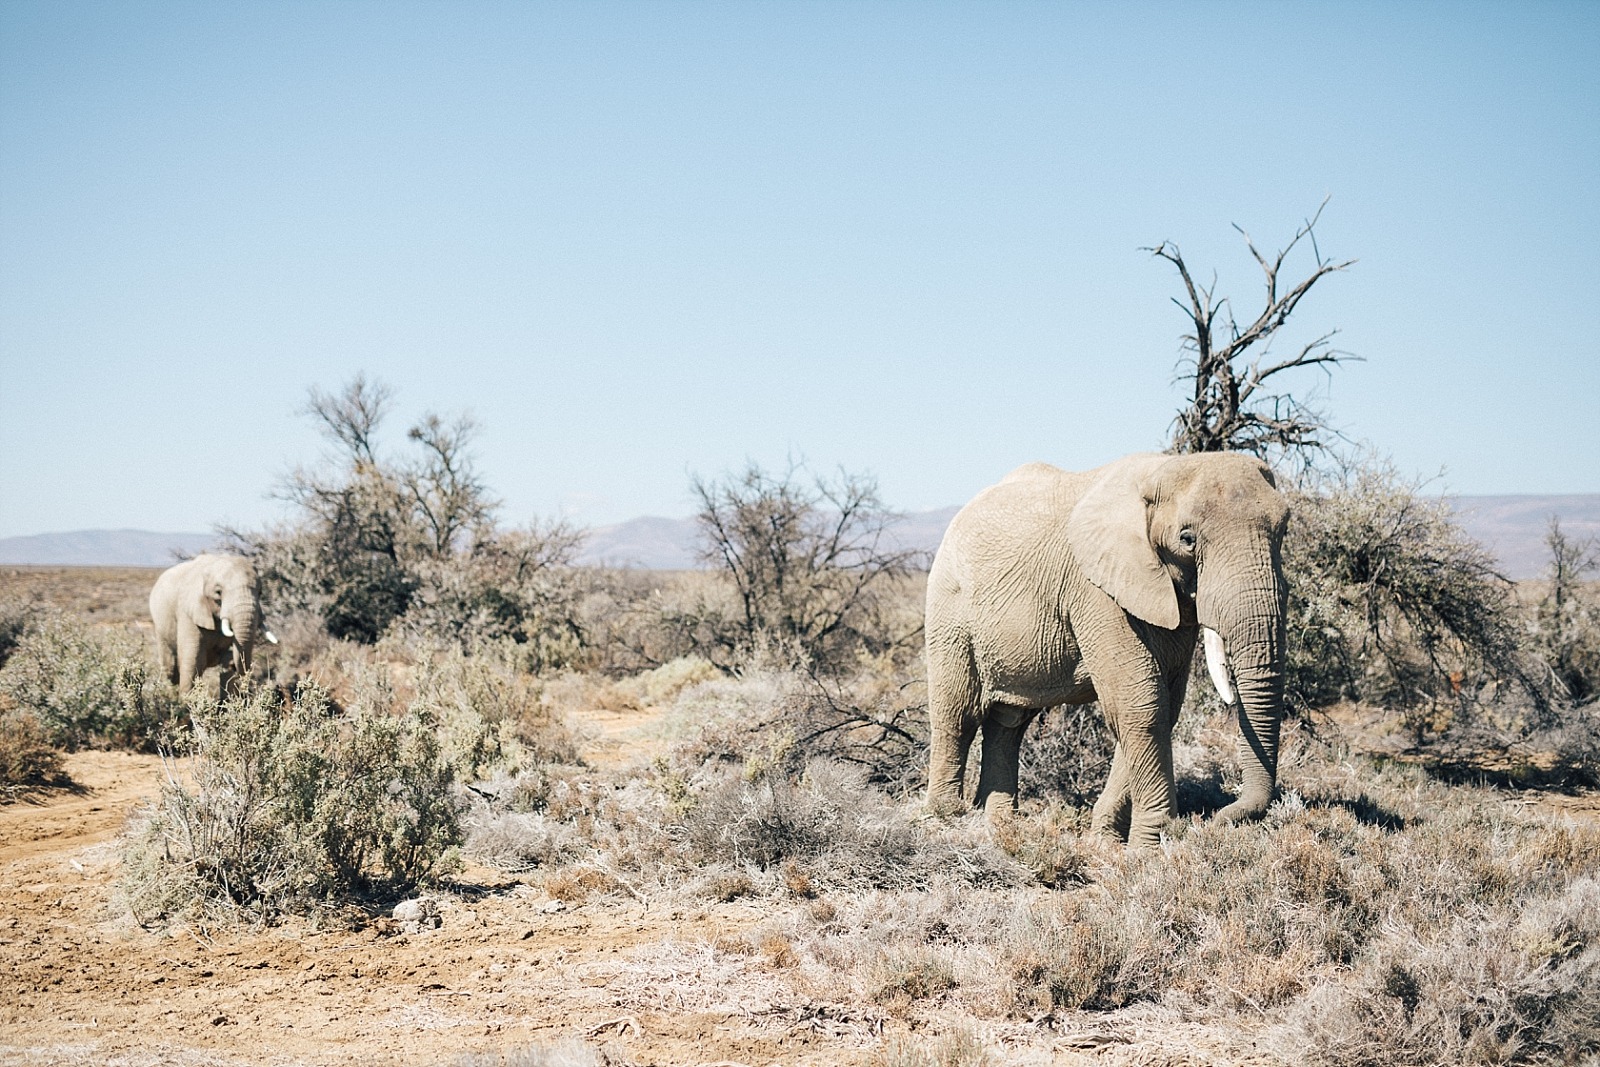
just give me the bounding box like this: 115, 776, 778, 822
926, 633, 983, 817
975, 703, 1038, 818
927, 714, 979, 816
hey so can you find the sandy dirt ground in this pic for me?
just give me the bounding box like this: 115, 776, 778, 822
0, 735, 890, 1067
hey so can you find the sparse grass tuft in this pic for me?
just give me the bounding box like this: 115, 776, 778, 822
452, 1040, 611, 1067
875, 1025, 996, 1067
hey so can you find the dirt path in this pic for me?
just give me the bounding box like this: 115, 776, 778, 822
0, 738, 877, 1067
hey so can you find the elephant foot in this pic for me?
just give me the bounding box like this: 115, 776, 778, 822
1213, 791, 1273, 825
925, 787, 970, 819
980, 790, 1020, 824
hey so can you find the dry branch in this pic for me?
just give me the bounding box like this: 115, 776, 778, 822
1150, 199, 1358, 459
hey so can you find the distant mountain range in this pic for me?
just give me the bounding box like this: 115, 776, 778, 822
4, 495, 1597, 579
0, 528, 224, 568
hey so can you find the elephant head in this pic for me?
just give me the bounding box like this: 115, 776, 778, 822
153, 553, 278, 695
189, 555, 264, 668
1067, 452, 1290, 824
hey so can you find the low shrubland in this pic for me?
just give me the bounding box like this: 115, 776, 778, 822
124, 676, 468, 927
0, 609, 182, 755
7, 379, 1600, 1064
444, 659, 1600, 1065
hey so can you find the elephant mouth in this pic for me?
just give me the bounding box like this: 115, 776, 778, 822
219, 617, 279, 644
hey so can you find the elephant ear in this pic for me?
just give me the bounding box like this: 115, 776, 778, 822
1066, 454, 1181, 630
187, 564, 220, 631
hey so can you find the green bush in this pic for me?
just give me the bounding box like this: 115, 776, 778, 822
124, 674, 468, 926
0, 614, 181, 751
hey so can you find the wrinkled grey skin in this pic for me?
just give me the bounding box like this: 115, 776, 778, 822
150, 554, 272, 697
924, 452, 1291, 849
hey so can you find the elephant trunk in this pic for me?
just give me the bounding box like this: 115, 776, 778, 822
220, 591, 258, 671
1200, 536, 1287, 825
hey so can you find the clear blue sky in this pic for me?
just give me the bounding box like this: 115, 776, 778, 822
2, 1, 1596, 537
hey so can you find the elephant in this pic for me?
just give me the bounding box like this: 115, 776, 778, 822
149, 554, 277, 696
924, 451, 1290, 849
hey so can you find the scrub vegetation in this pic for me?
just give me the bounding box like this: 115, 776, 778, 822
5, 216, 1600, 1064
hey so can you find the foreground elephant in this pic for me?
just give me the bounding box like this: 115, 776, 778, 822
925, 452, 1290, 848
150, 554, 277, 696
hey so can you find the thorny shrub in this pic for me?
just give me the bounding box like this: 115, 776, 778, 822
0, 705, 66, 792
124, 673, 472, 927
1525, 517, 1600, 706
1284, 458, 1543, 740
690, 462, 926, 674
227, 376, 590, 666
0, 613, 182, 751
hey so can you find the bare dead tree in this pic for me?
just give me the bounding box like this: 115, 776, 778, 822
691, 462, 922, 671
1148, 199, 1358, 460
303, 371, 393, 468
402, 413, 498, 558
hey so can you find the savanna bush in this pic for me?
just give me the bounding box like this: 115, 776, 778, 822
0, 704, 65, 791
124, 674, 470, 926
1284, 458, 1541, 739
0, 594, 37, 671
1525, 517, 1600, 707
230, 376, 590, 667
665, 661, 931, 795
407, 643, 579, 773
0, 613, 181, 751
689, 462, 926, 674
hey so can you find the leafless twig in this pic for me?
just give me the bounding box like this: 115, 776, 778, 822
1147, 198, 1358, 460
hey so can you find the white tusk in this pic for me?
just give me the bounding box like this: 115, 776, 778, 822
220, 618, 235, 638
1203, 627, 1235, 706
264, 630, 279, 645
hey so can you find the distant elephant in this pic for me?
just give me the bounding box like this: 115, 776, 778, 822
150, 554, 277, 696
925, 452, 1290, 849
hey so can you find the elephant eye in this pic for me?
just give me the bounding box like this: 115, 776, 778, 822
1178, 529, 1197, 549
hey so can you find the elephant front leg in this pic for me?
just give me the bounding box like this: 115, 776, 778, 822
174, 626, 203, 695
155, 634, 179, 687
1091, 670, 1177, 849
1091, 740, 1133, 840
974, 704, 1037, 819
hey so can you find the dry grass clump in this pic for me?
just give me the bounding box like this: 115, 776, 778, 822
664, 661, 931, 794
1273, 874, 1600, 1065
0, 705, 66, 793
460, 667, 1017, 900
726, 732, 1600, 1067
874, 1025, 999, 1067
0, 612, 182, 752
451, 1039, 612, 1067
